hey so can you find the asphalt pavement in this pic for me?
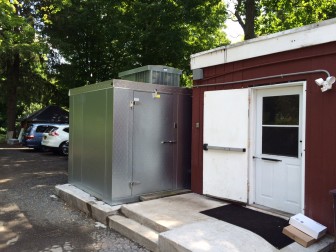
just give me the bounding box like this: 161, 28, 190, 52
0, 143, 149, 252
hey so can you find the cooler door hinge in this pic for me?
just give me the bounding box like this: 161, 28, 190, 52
130, 98, 140, 109
130, 101, 135, 109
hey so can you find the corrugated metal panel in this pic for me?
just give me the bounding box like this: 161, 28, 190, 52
111, 88, 132, 201
81, 89, 109, 198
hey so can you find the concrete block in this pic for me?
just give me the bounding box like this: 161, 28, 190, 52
55, 184, 95, 214
89, 201, 120, 225
121, 205, 168, 233
109, 215, 159, 252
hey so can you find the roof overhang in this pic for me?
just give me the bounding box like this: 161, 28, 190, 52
190, 18, 336, 70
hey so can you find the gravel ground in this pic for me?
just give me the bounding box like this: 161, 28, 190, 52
0, 143, 149, 252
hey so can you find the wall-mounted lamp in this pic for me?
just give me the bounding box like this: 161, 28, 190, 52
152, 89, 160, 99
315, 76, 336, 92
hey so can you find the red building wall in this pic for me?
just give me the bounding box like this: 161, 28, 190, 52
191, 41, 336, 233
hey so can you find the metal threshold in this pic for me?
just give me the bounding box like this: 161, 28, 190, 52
248, 203, 293, 219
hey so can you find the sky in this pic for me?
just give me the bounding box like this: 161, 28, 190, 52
224, 0, 244, 43
225, 18, 244, 43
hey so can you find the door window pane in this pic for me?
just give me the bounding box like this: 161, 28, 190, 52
262, 127, 299, 157
263, 95, 299, 125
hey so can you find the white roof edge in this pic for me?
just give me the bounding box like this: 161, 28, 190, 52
190, 18, 336, 70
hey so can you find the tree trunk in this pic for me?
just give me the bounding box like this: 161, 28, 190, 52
234, 0, 256, 40
6, 53, 20, 140
244, 0, 256, 40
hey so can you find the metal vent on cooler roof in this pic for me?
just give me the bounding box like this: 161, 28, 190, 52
118, 65, 182, 87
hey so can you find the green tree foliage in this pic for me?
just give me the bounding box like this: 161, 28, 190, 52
256, 0, 336, 35
0, 0, 61, 136
44, 0, 229, 90
0, 0, 228, 135
232, 0, 336, 40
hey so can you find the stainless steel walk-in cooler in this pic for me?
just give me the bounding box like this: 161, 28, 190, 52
68, 79, 191, 205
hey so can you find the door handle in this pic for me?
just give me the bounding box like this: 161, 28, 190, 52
261, 157, 282, 162
203, 143, 246, 152
253, 156, 282, 162
161, 140, 176, 144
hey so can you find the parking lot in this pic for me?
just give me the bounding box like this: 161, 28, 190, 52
0, 144, 148, 252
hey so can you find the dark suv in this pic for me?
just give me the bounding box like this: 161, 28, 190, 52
22, 123, 61, 150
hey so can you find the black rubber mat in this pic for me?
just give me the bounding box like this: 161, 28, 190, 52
200, 204, 293, 249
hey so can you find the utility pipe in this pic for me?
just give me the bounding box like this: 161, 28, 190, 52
193, 69, 331, 88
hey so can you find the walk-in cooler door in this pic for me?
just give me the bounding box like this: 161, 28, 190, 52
203, 89, 249, 203
132, 91, 174, 195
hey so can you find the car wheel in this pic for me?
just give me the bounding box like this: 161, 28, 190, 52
59, 142, 69, 156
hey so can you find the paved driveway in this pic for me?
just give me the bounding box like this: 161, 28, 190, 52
0, 144, 148, 252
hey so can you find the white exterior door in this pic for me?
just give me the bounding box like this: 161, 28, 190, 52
203, 89, 249, 203
254, 86, 303, 214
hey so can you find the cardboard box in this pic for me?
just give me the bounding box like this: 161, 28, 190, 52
289, 213, 327, 239
283, 225, 316, 247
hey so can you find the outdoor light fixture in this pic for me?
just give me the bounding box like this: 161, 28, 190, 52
315, 76, 336, 92
152, 89, 160, 99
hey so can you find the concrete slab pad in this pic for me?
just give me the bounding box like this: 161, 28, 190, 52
56, 187, 334, 252
109, 215, 159, 252
122, 193, 226, 231
159, 219, 335, 252
280, 235, 334, 252
159, 219, 276, 252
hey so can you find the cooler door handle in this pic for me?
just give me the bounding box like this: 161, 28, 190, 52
161, 140, 176, 144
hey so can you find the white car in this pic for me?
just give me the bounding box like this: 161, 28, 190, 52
42, 125, 69, 155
